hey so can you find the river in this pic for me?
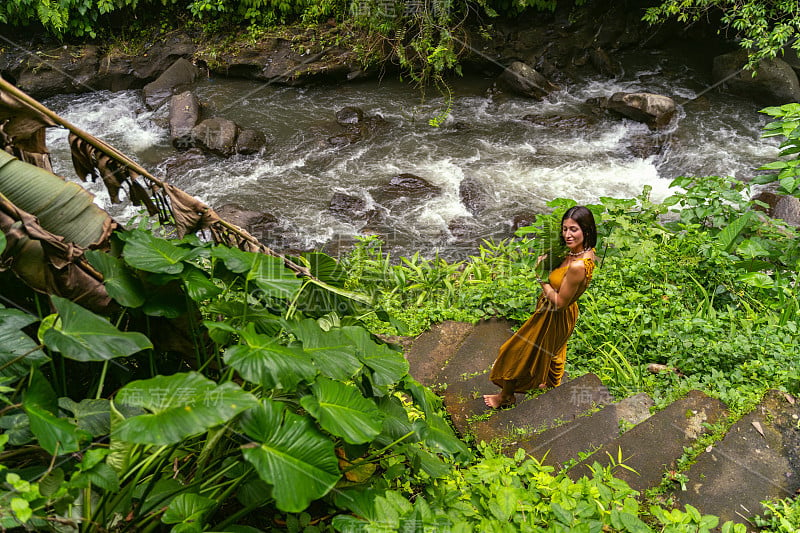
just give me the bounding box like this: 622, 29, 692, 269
43, 48, 779, 259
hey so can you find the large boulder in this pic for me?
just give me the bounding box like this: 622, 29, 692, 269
235, 129, 268, 155
335, 106, 364, 125
498, 61, 558, 99
143, 57, 200, 110
14, 45, 101, 98
169, 91, 201, 149
191, 117, 239, 157
459, 177, 493, 215
603, 92, 676, 129
772, 195, 800, 226
712, 50, 800, 105
329, 192, 376, 223
381, 174, 442, 199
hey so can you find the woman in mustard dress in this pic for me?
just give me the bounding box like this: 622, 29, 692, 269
484, 206, 597, 409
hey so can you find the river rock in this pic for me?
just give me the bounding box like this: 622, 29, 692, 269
169, 91, 201, 149
603, 92, 676, 129
162, 149, 206, 176
143, 57, 200, 110
589, 47, 622, 77
512, 212, 536, 231
772, 195, 800, 226
459, 177, 492, 215
235, 129, 268, 155
97, 33, 198, 91
498, 61, 558, 99
191, 117, 239, 157
14, 45, 101, 98
329, 192, 375, 222
336, 106, 364, 125
713, 50, 800, 105
382, 174, 441, 199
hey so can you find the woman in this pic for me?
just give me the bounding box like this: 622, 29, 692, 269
483, 206, 597, 409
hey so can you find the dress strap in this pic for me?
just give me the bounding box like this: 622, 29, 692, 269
582, 258, 595, 282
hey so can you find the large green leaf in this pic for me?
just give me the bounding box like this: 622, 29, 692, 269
113, 372, 258, 445
223, 327, 316, 391
0, 150, 112, 247
122, 231, 195, 274
210, 245, 255, 273
59, 397, 110, 437
343, 326, 409, 389
288, 319, 362, 380
0, 306, 48, 379
300, 377, 384, 444
162, 493, 216, 530
717, 211, 753, 252
84, 250, 145, 308
42, 296, 152, 361
24, 369, 88, 455
181, 264, 222, 302
240, 399, 340, 512
247, 254, 303, 299
416, 414, 471, 461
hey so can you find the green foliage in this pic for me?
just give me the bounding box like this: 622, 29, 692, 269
757, 103, 800, 196
643, 0, 800, 67
0, 228, 469, 530
753, 495, 800, 532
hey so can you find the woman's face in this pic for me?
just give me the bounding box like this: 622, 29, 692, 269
562, 218, 584, 251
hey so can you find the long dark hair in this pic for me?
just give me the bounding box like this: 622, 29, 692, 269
560, 206, 597, 249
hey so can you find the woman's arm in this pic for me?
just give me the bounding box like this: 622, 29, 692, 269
540, 261, 587, 311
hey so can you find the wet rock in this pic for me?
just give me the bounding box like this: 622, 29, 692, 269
459, 177, 492, 215
214, 204, 273, 229
382, 174, 442, 199
511, 212, 536, 231
162, 148, 207, 175
329, 192, 376, 222
235, 129, 268, 155
327, 113, 389, 146
448, 216, 479, 240
498, 61, 559, 99
143, 57, 200, 110
602, 92, 676, 129
15, 45, 101, 98
335, 106, 364, 125
191, 117, 239, 157
713, 50, 800, 105
96, 33, 197, 91
589, 47, 622, 77
169, 91, 201, 150
214, 204, 280, 243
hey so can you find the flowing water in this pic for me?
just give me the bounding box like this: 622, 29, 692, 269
43, 49, 780, 258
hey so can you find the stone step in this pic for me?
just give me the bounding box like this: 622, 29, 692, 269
404, 321, 474, 388
521, 392, 654, 470
469, 373, 612, 446
567, 390, 729, 493
673, 390, 800, 525
435, 318, 515, 435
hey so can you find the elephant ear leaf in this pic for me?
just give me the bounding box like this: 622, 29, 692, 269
300, 377, 383, 444
42, 296, 152, 362
24, 369, 89, 455
240, 399, 340, 512
113, 372, 258, 445
0, 305, 49, 379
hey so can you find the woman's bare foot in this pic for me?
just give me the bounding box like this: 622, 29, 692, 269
483, 393, 516, 409
537, 383, 548, 390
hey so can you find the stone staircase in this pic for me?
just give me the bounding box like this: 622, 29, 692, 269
402, 319, 800, 529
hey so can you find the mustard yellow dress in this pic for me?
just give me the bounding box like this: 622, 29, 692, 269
489, 257, 594, 391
